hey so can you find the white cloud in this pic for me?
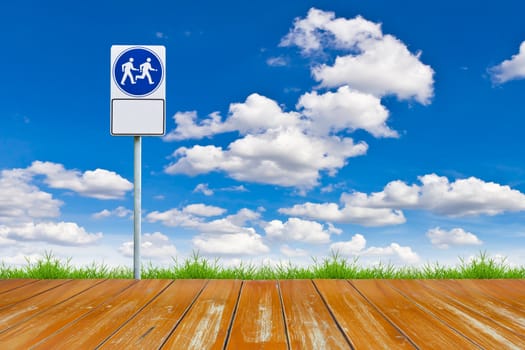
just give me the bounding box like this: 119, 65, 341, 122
0, 168, 62, 223
267, 56, 288, 67
193, 183, 248, 196
1, 221, 102, 246
161, 9, 435, 191
119, 232, 177, 260
426, 227, 483, 249
331, 233, 419, 264
182, 203, 226, 217
92, 206, 132, 219
146, 204, 232, 229
192, 232, 269, 255
282, 174, 525, 225
265, 217, 341, 244
147, 206, 260, 236
489, 41, 525, 84
280, 244, 308, 257
364, 243, 420, 264
279, 202, 406, 227
163, 111, 225, 141
312, 37, 434, 104
298, 86, 397, 138
28, 161, 132, 200
193, 183, 214, 196
166, 126, 367, 189
346, 174, 525, 217
281, 8, 434, 104
280, 9, 381, 53
163, 94, 300, 142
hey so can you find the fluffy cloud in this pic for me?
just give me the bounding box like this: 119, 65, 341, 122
92, 206, 132, 219
192, 232, 269, 255
489, 41, 525, 84
119, 232, 177, 260
329, 233, 366, 254
183, 204, 226, 217
0, 168, 62, 223
281, 8, 434, 104
162, 9, 434, 191
345, 174, 525, 216
298, 86, 397, 138
264, 217, 341, 244
28, 161, 132, 200
267, 56, 288, 67
166, 125, 367, 189
279, 202, 406, 227
163, 94, 300, 142
426, 227, 483, 249
0, 221, 102, 246
331, 233, 419, 264
282, 174, 525, 226
193, 183, 214, 196
280, 244, 308, 257
146, 204, 227, 228
280, 9, 381, 53
147, 206, 261, 236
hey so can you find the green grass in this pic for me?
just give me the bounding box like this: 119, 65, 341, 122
1, 250, 524, 279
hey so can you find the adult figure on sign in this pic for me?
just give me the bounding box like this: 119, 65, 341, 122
135, 57, 157, 85
121, 58, 138, 85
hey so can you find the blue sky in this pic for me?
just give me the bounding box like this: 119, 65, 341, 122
2, 0, 525, 268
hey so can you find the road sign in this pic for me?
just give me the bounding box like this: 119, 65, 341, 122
110, 45, 166, 279
110, 45, 166, 136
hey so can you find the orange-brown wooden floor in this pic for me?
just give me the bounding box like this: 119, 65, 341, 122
0, 279, 524, 349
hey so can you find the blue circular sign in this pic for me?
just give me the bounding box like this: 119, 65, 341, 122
113, 47, 163, 97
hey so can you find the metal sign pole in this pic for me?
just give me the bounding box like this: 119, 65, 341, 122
133, 135, 142, 279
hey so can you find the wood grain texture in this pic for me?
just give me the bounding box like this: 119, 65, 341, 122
226, 280, 287, 350
0, 279, 135, 348
99, 279, 207, 349
161, 279, 242, 350
314, 279, 415, 349
0, 279, 105, 332
0, 279, 71, 309
0, 279, 38, 294
452, 279, 525, 311
280, 279, 350, 349
416, 280, 525, 340
0, 279, 523, 348
350, 279, 480, 349
32, 279, 171, 349
389, 279, 525, 349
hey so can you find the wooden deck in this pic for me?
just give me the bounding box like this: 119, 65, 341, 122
0, 279, 524, 349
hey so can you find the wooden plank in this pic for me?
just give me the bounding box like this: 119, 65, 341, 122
452, 279, 525, 311
0, 279, 104, 332
161, 279, 242, 350
0, 279, 38, 294
226, 280, 288, 350
418, 280, 525, 335
99, 279, 207, 349
313, 279, 415, 349
350, 279, 479, 349
0, 279, 136, 348
389, 279, 525, 349
280, 279, 350, 349
0, 279, 71, 309
32, 279, 171, 349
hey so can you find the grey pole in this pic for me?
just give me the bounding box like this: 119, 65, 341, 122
133, 136, 142, 279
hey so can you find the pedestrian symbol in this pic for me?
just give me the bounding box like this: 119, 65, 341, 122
113, 47, 163, 97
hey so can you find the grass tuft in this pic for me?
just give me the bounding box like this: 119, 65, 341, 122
0, 250, 524, 279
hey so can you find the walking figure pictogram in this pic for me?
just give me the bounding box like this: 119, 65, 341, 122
121, 58, 139, 85
135, 58, 158, 85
